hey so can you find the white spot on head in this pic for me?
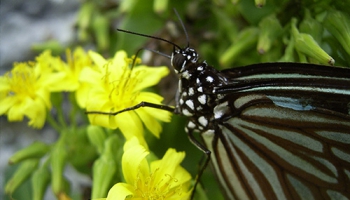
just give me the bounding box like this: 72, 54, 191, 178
182, 92, 187, 97
187, 55, 191, 60
197, 66, 203, 71
197, 87, 203, 92
198, 116, 208, 127
185, 100, 195, 110
182, 109, 193, 116
198, 94, 207, 105
188, 87, 194, 96
196, 78, 200, 84
182, 70, 191, 79
206, 76, 214, 83
196, 106, 203, 111
214, 101, 228, 119
179, 98, 184, 105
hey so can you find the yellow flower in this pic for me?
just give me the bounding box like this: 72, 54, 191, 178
34, 50, 68, 92
50, 47, 93, 107
0, 50, 84, 128
81, 50, 172, 146
0, 50, 67, 128
106, 138, 192, 200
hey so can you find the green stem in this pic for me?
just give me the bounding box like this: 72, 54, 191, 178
68, 92, 77, 127
46, 113, 61, 132
56, 104, 67, 130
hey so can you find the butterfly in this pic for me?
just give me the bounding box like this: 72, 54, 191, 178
169, 44, 350, 199
89, 13, 350, 200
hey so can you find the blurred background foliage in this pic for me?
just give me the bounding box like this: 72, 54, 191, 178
4, 0, 350, 199
71, 0, 350, 67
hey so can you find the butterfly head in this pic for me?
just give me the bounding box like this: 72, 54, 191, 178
171, 47, 198, 74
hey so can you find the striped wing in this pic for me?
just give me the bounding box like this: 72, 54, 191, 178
202, 63, 350, 199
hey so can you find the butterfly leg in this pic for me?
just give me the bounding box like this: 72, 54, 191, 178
85, 101, 175, 115
186, 128, 211, 200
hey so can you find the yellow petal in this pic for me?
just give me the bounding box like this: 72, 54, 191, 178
106, 183, 135, 200
75, 83, 91, 108
136, 108, 162, 138
24, 98, 47, 128
116, 112, 143, 140
0, 96, 16, 115
143, 107, 172, 122
7, 98, 26, 121
136, 92, 172, 122
0, 76, 10, 92
79, 67, 103, 84
89, 51, 108, 68
132, 66, 169, 91
151, 149, 186, 182
35, 88, 51, 109
137, 91, 164, 103
88, 113, 116, 129
171, 166, 192, 186
111, 51, 128, 68
122, 138, 149, 185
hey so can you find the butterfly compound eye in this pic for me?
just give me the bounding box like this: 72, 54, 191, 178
171, 48, 198, 73
171, 52, 186, 73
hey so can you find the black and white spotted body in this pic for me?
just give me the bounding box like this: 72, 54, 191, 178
171, 47, 229, 133
169, 44, 350, 200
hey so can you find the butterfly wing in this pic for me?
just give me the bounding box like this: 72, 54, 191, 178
201, 63, 350, 199
202, 95, 350, 199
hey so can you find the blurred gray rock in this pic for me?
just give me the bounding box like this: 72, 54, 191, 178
0, 0, 80, 73
0, 0, 91, 199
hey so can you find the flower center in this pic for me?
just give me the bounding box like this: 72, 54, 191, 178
135, 168, 184, 200
108, 62, 141, 111
6, 63, 36, 98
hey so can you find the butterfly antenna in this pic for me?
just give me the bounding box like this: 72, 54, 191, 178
129, 48, 171, 71
116, 29, 182, 50
173, 8, 190, 48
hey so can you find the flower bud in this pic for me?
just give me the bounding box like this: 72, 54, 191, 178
77, 2, 94, 42
9, 141, 50, 164
92, 12, 110, 51
64, 127, 98, 174
51, 140, 67, 196
87, 125, 108, 154
292, 18, 334, 65
257, 14, 283, 54
31, 164, 50, 200
31, 40, 64, 55
91, 135, 120, 199
5, 159, 39, 195
323, 10, 350, 56
279, 38, 295, 62
220, 27, 259, 66
299, 9, 323, 43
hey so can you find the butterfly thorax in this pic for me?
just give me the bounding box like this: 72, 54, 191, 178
171, 47, 228, 132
